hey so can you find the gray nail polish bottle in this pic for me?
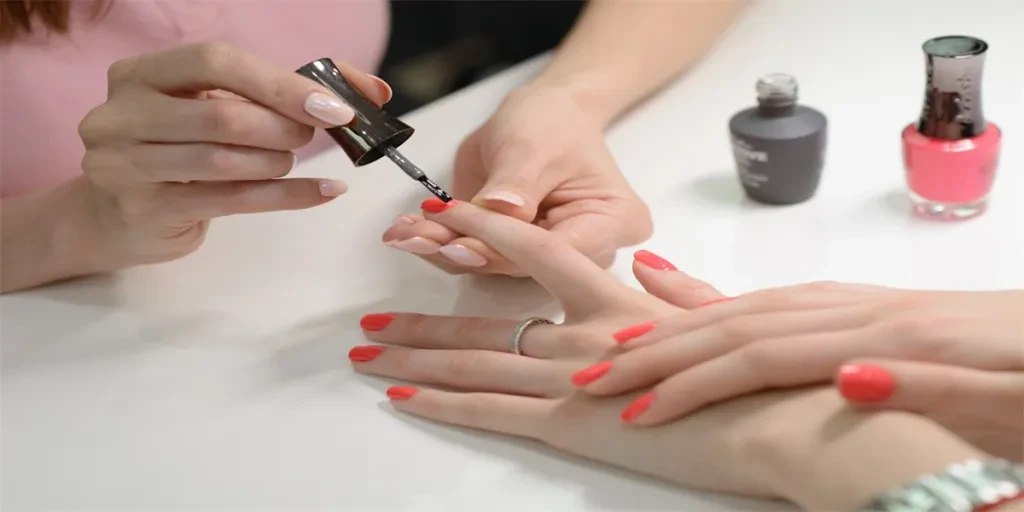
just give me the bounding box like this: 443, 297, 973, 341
728, 73, 828, 205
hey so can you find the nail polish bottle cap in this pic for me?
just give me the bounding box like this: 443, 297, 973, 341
756, 73, 798, 107
296, 58, 413, 166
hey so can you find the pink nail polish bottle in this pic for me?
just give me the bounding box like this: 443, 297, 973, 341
902, 35, 1001, 220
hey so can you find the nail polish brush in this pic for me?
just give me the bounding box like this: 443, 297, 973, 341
296, 58, 452, 202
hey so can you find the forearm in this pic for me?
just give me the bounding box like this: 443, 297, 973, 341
1, 178, 113, 293
526, 0, 747, 127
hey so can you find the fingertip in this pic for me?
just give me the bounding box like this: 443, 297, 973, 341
835, 364, 895, 402
421, 197, 456, 214
386, 386, 419, 401
633, 250, 678, 272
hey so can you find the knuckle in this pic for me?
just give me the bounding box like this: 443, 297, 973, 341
747, 288, 802, 311
192, 42, 236, 76
201, 101, 249, 139
453, 393, 491, 425
560, 327, 608, 356
451, 317, 491, 342
78, 106, 121, 146
713, 317, 759, 344
106, 56, 139, 84
444, 352, 482, 379
735, 344, 779, 385
203, 147, 243, 176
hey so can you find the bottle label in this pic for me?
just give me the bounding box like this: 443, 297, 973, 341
730, 136, 769, 188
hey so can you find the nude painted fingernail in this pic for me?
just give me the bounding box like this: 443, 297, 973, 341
348, 345, 384, 362
291, 153, 298, 171
386, 237, 440, 255
621, 392, 655, 423
318, 180, 347, 197
439, 245, 486, 267
699, 297, 734, 307
392, 215, 415, 225
477, 191, 526, 207
386, 386, 418, 400
570, 361, 612, 387
304, 92, 355, 125
612, 321, 655, 344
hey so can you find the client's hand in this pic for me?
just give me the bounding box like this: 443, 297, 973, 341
380, 88, 652, 276
573, 274, 1024, 460
351, 199, 987, 508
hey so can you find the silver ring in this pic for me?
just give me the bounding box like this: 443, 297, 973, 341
511, 317, 553, 356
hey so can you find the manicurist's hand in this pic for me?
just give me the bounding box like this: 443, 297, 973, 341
77, 42, 391, 268
573, 274, 1024, 460
381, 88, 651, 276
352, 200, 991, 507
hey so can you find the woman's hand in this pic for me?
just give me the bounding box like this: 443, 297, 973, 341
572, 273, 1024, 459
353, 200, 986, 506
380, 87, 651, 276
77, 42, 390, 267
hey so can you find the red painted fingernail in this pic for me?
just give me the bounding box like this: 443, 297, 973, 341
621, 392, 655, 423
699, 297, 734, 307
348, 345, 384, 362
570, 361, 613, 387
633, 250, 677, 271
837, 364, 895, 402
420, 198, 455, 213
612, 321, 655, 344
360, 313, 396, 331
386, 386, 418, 400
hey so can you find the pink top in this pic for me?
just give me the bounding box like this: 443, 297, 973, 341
0, 0, 390, 198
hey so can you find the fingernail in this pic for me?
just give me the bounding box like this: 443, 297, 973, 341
570, 361, 612, 387
304, 91, 355, 126
612, 321, 655, 344
633, 250, 677, 271
439, 245, 486, 267
318, 180, 347, 197
421, 197, 455, 214
699, 297, 734, 307
477, 191, 526, 207
386, 237, 440, 255
621, 392, 655, 423
392, 215, 415, 225
386, 386, 418, 400
291, 153, 299, 171
348, 345, 384, 362
369, 74, 393, 101
360, 313, 396, 331
837, 364, 895, 402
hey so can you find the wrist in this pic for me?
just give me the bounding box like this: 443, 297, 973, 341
1, 177, 119, 293
746, 389, 986, 510
519, 69, 631, 129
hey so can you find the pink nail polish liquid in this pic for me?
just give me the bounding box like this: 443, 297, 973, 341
902, 35, 1001, 221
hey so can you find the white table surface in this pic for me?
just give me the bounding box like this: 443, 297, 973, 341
3, 1, 1023, 510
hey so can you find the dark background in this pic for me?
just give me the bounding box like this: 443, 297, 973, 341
377, 0, 586, 115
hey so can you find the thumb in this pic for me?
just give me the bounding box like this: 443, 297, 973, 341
836, 360, 1024, 418
471, 151, 553, 222
631, 250, 727, 309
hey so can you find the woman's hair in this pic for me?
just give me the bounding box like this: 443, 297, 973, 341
1, 1, 109, 43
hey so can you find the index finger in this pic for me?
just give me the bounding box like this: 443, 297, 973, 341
420, 199, 630, 311
116, 43, 389, 126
